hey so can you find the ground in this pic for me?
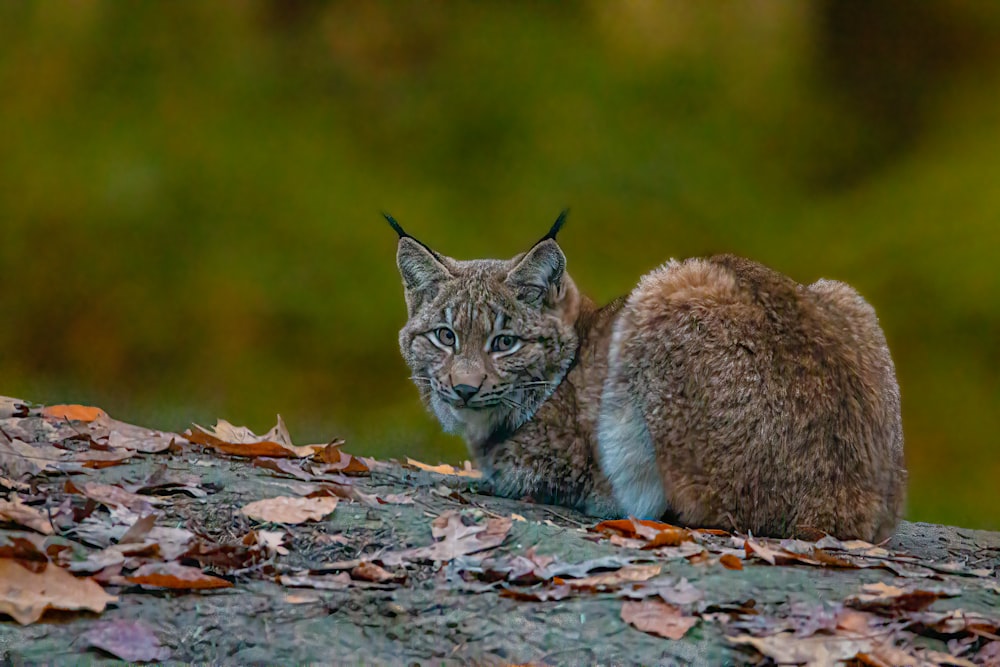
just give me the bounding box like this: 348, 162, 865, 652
0, 398, 998, 666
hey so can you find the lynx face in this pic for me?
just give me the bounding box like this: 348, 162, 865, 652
393, 218, 581, 445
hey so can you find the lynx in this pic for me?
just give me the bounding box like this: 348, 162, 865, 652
391, 213, 906, 541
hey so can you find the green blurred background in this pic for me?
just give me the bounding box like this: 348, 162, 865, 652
2, 2, 998, 529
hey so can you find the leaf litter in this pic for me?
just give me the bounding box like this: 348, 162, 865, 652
0, 397, 998, 665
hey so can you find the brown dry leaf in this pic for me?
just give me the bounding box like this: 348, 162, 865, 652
311, 443, 370, 475
0, 433, 68, 477
593, 517, 680, 539
500, 584, 575, 602
284, 593, 320, 604
127, 562, 232, 590
42, 404, 108, 423
81, 619, 171, 662
307, 482, 379, 507
729, 631, 875, 666
185, 416, 321, 458
104, 421, 179, 454
743, 537, 791, 565
0, 495, 53, 535
566, 564, 662, 590
242, 529, 289, 556
404, 457, 482, 478
0, 533, 51, 567
376, 493, 415, 505
0, 476, 29, 492
77, 449, 136, 469
280, 572, 353, 590
0, 397, 30, 419
252, 457, 317, 481
719, 554, 744, 571
644, 527, 694, 549
0, 560, 117, 625
68, 482, 164, 514
381, 511, 512, 565
351, 562, 399, 583
621, 599, 698, 640
240, 496, 338, 524
593, 517, 694, 550
847, 582, 959, 614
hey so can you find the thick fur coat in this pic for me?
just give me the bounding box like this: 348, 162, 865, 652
392, 216, 906, 541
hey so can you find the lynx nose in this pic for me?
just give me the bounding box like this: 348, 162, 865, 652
453, 384, 480, 404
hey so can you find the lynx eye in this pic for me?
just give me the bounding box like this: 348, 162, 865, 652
491, 334, 518, 353
434, 327, 456, 347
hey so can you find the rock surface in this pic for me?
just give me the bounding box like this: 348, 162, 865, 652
0, 399, 998, 665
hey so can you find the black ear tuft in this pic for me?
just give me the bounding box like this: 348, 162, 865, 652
383, 212, 408, 239
541, 209, 569, 243
383, 212, 443, 260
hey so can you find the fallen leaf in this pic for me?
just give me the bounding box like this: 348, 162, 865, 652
0, 433, 70, 477
621, 599, 698, 640
253, 457, 317, 481
351, 562, 400, 583
127, 562, 232, 590
42, 404, 107, 423
77, 449, 136, 469
307, 482, 379, 507
240, 496, 338, 524
280, 572, 363, 590
376, 493, 415, 505
621, 577, 705, 607
0, 534, 48, 567
104, 423, 178, 454
381, 511, 511, 565
185, 416, 321, 458
67, 482, 164, 514
0, 397, 30, 419
82, 619, 171, 662
311, 443, 370, 475
284, 594, 320, 604
847, 582, 959, 614
500, 584, 574, 602
719, 554, 743, 571
0, 495, 53, 535
729, 631, 875, 666
0, 476, 29, 492
243, 529, 289, 556
0, 560, 117, 625
744, 537, 785, 565
592, 517, 694, 549
566, 564, 662, 590
405, 457, 482, 478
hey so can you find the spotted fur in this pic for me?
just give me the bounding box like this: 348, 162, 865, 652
393, 221, 906, 540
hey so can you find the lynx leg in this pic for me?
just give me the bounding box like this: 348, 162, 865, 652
597, 322, 669, 520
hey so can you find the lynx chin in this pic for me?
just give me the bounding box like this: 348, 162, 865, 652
390, 212, 906, 541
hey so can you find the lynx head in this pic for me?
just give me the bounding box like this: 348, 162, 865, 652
390, 212, 582, 446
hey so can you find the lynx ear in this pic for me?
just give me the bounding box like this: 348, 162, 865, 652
507, 239, 567, 307
387, 214, 452, 312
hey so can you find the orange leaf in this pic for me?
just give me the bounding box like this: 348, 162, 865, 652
312, 444, 370, 475
127, 563, 232, 590
42, 404, 107, 423
185, 417, 322, 459
642, 528, 693, 549
592, 517, 685, 539
720, 554, 744, 570
404, 457, 482, 478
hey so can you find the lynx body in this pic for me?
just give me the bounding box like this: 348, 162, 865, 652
392, 215, 906, 541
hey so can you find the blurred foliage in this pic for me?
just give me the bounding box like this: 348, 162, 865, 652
2, 1, 998, 529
